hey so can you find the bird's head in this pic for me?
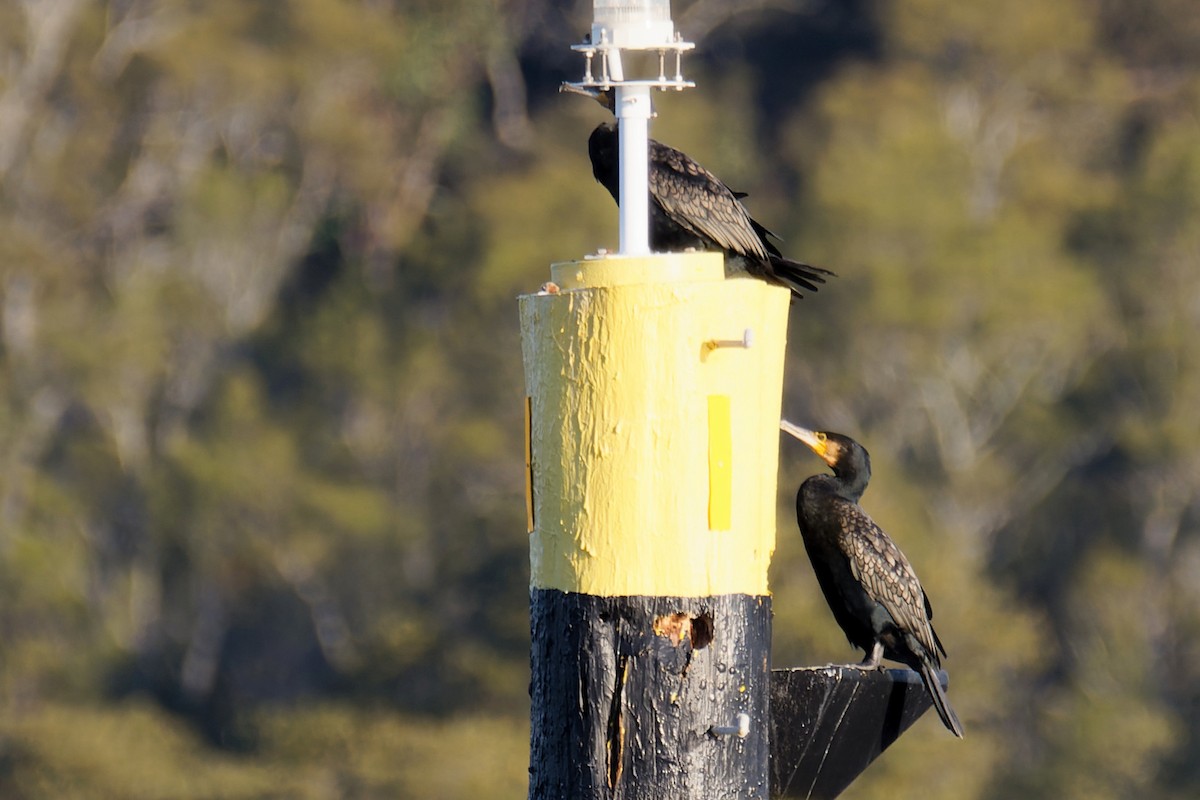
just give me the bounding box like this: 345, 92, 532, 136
559, 83, 616, 113
780, 420, 867, 475
781, 421, 839, 467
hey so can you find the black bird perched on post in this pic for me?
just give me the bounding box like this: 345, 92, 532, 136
561, 86, 833, 299
780, 420, 965, 738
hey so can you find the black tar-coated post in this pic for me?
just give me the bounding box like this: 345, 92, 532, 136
529, 592, 771, 798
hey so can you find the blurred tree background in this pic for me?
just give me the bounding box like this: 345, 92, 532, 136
0, 0, 1197, 797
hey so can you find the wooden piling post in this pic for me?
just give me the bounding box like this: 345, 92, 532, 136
520, 252, 790, 799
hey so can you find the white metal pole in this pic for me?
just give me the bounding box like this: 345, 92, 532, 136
616, 84, 652, 256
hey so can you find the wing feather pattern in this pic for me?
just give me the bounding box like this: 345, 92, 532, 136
832, 498, 942, 663
647, 140, 769, 261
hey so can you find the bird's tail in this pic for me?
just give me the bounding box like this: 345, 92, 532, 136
768, 255, 836, 298
918, 660, 965, 738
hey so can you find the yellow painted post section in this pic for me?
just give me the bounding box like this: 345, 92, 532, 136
519, 252, 789, 598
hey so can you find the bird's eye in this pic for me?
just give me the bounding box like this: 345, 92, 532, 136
816, 432, 827, 443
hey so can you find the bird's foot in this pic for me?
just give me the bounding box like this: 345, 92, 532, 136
823, 660, 883, 672
854, 641, 886, 670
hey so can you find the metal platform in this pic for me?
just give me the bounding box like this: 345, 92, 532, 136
770, 665, 945, 799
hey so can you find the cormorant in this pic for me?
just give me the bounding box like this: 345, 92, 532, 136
561, 86, 833, 298
781, 420, 964, 738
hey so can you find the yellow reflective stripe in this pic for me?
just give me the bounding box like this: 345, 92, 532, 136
708, 394, 732, 531
525, 395, 534, 534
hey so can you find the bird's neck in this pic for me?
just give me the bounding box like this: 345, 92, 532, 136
831, 467, 869, 503
803, 472, 866, 505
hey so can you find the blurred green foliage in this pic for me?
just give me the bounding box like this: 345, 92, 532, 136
0, 0, 1198, 797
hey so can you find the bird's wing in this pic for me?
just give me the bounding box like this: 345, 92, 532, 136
924, 590, 949, 658
749, 218, 783, 258
836, 499, 941, 659
648, 139, 770, 261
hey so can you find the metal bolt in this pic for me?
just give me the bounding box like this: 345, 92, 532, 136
711, 712, 751, 738
704, 328, 754, 352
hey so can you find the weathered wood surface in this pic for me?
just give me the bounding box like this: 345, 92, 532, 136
529, 589, 771, 800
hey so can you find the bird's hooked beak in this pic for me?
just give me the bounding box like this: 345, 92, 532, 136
559, 83, 616, 113
780, 420, 836, 467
